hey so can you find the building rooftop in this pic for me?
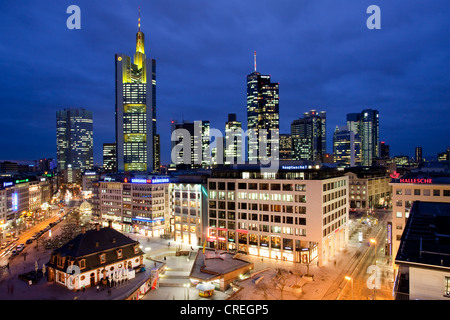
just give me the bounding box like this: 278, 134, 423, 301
52, 225, 140, 258
395, 201, 450, 269
189, 249, 254, 282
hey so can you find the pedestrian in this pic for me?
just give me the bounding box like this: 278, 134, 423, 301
164, 256, 166, 261
82, 285, 85, 293
96, 285, 99, 293
334, 260, 336, 267
108, 288, 111, 296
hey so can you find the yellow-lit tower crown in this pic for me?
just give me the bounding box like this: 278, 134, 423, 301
134, 7, 146, 72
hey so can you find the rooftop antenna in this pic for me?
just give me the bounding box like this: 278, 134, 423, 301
254, 51, 257, 72
138, 7, 141, 31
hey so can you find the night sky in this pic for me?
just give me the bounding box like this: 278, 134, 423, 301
1, 0, 449, 165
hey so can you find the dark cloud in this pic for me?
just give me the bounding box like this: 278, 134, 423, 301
0, 0, 449, 163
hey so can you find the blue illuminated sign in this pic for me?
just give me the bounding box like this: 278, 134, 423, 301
12, 193, 18, 211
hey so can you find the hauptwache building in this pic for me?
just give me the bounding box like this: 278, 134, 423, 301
206, 164, 349, 267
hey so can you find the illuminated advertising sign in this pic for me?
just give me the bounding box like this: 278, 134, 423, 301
130, 178, 170, 184
398, 178, 432, 184
281, 165, 308, 170
387, 222, 392, 255
12, 193, 18, 211
3, 182, 13, 188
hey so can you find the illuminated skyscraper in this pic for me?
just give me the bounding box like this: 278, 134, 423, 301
359, 109, 380, 166
291, 110, 326, 161
246, 52, 279, 162
333, 125, 361, 167
56, 108, 93, 173
225, 113, 243, 165
346, 109, 380, 166
171, 120, 211, 169
115, 10, 158, 173
103, 143, 117, 173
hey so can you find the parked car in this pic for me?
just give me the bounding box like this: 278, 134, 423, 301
1, 243, 7, 249
16, 244, 25, 252
26, 239, 33, 244
11, 250, 17, 255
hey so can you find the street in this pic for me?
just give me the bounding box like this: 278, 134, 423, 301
336, 208, 394, 300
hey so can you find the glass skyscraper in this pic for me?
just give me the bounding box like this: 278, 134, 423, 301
246, 53, 279, 162
333, 125, 361, 167
56, 108, 93, 173
115, 12, 158, 173
225, 113, 243, 165
346, 109, 380, 166
291, 110, 326, 161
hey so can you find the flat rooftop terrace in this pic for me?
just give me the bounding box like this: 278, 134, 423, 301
189, 249, 254, 282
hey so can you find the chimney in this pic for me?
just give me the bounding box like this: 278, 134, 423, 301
81, 226, 86, 234
96, 223, 100, 231
108, 220, 112, 228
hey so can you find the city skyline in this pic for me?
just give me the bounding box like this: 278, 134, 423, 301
0, 1, 449, 165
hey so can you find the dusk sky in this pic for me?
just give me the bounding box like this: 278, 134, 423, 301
0, 0, 449, 165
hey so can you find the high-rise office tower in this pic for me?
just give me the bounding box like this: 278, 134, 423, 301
246, 52, 279, 162
333, 125, 361, 167
346, 113, 361, 134
171, 120, 211, 169
380, 141, 390, 159
359, 109, 380, 166
224, 113, 243, 165
291, 110, 326, 161
115, 10, 158, 173
346, 109, 380, 166
103, 143, 117, 172
415, 147, 423, 164
56, 108, 93, 173
279, 134, 292, 160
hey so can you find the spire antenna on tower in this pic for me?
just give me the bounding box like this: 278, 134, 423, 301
254, 51, 257, 72
138, 7, 141, 31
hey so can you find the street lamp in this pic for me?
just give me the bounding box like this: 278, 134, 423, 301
345, 276, 354, 300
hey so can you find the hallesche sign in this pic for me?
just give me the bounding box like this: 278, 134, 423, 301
398, 178, 433, 184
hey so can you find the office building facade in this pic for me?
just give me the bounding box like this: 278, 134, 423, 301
291, 110, 326, 161
115, 14, 158, 173
333, 125, 361, 167
206, 166, 349, 266
246, 59, 279, 163
171, 120, 211, 169
103, 143, 117, 173
56, 108, 93, 175
224, 114, 243, 165
390, 172, 450, 274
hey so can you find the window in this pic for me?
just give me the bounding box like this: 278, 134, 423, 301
423, 189, 430, 196
414, 189, 420, 196
444, 190, 450, 197
117, 249, 123, 259
79, 259, 86, 270
433, 190, 440, 196
396, 212, 402, 218
405, 189, 411, 195
396, 200, 403, 207
395, 189, 402, 195
99, 253, 106, 264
